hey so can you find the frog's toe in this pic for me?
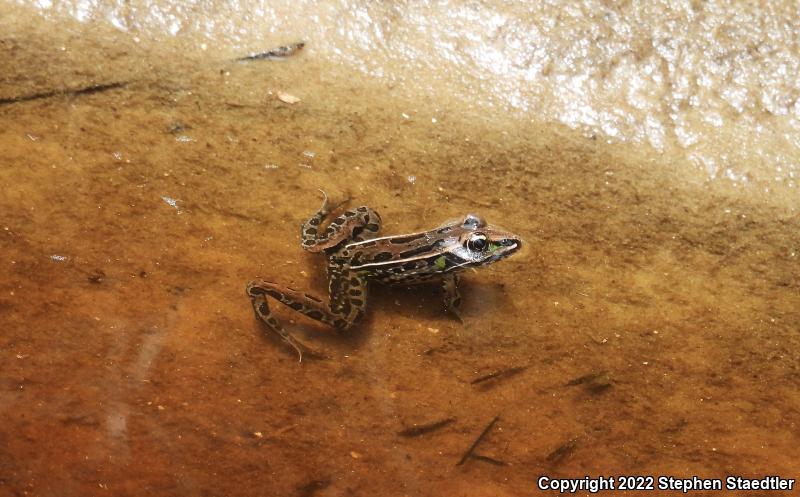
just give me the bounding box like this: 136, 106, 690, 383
446, 307, 464, 324
300, 346, 330, 361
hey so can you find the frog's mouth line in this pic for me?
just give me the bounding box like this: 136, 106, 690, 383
475, 239, 521, 266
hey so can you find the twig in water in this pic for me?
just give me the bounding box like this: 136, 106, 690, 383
398, 417, 455, 437
565, 370, 612, 393
0, 81, 128, 106
457, 414, 500, 466
471, 365, 528, 385
546, 436, 580, 465
236, 42, 305, 61
470, 454, 508, 466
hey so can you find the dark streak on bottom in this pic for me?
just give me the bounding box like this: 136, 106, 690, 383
0, 81, 129, 106
457, 414, 500, 466
397, 417, 455, 437
236, 41, 306, 61
470, 454, 508, 466
471, 365, 528, 385
296, 478, 331, 497
546, 436, 580, 465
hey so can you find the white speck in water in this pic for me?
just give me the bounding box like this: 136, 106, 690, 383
50, 254, 67, 262
161, 196, 182, 213
113, 152, 123, 161
109, 15, 127, 31
407, 175, 417, 184
26, 133, 40, 141
401, 112, 410, 119
302, 150, 316, 158
277, 92, 301, 104
264, 164, 279, 170
174, 135, 194, 143
431, 117, 437, 123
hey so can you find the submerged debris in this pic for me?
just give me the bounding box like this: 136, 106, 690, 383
296, 478, 331, 497
167, 121, 191, 134
398, 417, 455, 437
546, 436, 580, 465
161, 196, 182, 213
277, 92, 301, 104
470, 454, 508, 466
471, 365, 528, 386
87, 269, 106, 284
565, 370, 612, 393
457, 414, 500, 466
0, 81, 128, 106
236, 41, 305, 61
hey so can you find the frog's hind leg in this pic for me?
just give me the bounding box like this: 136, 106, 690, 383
246, 279, 351, 361
246, 281, 326, 361
301, 191, 382, 252
329, 272, 369, 329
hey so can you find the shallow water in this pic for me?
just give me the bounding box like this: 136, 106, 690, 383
1, 3, 799, 497
13, 0, 800, 195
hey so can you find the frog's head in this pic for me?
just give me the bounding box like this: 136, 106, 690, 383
444, 214, 522, 269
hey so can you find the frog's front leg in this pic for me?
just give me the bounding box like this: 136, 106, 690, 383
441, 273, 463, 321
301, 191, 382, 252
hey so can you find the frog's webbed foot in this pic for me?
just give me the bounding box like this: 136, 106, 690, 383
442, 273, 463, 323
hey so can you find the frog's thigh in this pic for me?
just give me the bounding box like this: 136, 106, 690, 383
330, 273, 369, 329
247, 279, 345, 328
441, 273, 462, 319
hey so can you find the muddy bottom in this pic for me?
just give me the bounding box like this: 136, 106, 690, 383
1, 8, 799, 497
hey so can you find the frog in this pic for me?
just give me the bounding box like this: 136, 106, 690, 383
246, 191, 522, 360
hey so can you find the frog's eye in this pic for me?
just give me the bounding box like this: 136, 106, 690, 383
466, 233, 489, 252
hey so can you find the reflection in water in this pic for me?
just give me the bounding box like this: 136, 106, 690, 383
1, 2, 799, 496
16, 0, 800, 191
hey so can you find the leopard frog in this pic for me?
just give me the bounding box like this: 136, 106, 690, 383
246, 192, 521, 360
